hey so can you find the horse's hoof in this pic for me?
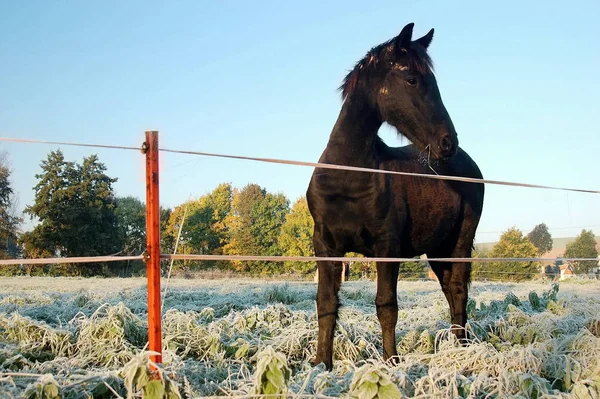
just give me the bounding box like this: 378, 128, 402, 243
312, 357, 333, 371
384, 355, 400, 367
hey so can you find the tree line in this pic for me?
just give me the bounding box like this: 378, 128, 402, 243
0, 150, 316, 277
472, 224, 598, 281
1, 150, 597, 279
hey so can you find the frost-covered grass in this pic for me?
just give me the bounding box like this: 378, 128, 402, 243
0, 276, 599, 398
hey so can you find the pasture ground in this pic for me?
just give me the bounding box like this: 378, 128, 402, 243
0, 276, 599, 398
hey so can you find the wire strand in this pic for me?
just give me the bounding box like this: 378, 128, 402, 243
2, 254, 594, 277
0, 255, 143, 266
160, 147, 599, 194
478, 224, 600, 234
2, 253, 595, 271
160, 254, 598, 263
2, 254, 595, 267
0, 137, 141, 151
2, 136, 597, 194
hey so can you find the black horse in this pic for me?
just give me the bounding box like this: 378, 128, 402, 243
306, 23, 484, 370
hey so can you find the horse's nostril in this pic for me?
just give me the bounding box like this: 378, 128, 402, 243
440, 135, 452, 151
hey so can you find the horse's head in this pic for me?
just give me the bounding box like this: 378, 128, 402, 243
341, 23, 458, 159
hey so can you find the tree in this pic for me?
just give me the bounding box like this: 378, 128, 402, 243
115, 196, 146, 255
20, 150, 120, 276
202, 182, 233, 258
0, 152, 22, 258
207, 183, 233, 226
527, 223, 553, 255
205, 183, 233, 269
347, 252, 375, 280
222, 184, 289, 274
252, 192, 290, 257
486, 227, 540, 281
564, 229, 598, 275
160, 206, 174, 255
545, 263, 560, 279
114, 196, 146, 276
0, 152, 22, 274
113, 196, 174, 276
400, 258, 427, 279
166, 199, 216, 270
278, 196, 315, 275
471, 246, 489, 279
164, 183, 232, 271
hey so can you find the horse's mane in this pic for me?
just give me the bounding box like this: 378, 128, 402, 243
339, 38, 434, 100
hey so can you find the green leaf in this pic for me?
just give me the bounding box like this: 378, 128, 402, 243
504, 293, 521, 307
143, 380, 166, 399
572, 383, 594, 399
262, 379, 278, 395
235, 342, 249, 359
266, 369, 285, 390
466, 298, 477, 318
134, 366, 150, 391
547, 300, 565, 315
252, 347, 289, 396
42, 383, 60, 399
358, 381, 379, 399
363, 371, 381, 384
377, 382, 402, 399
529, 291, 541, 311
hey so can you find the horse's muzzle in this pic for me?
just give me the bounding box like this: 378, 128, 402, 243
438, 134, 458, 159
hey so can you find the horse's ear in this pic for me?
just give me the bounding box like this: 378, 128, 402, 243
394, 23, 414, 52
414, 28, 434, 49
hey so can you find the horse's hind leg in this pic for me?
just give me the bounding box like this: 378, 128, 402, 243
313, 231, 343, 370
429, 259, 470, 340
429, 204, 480, 341
376, 261, 400, 361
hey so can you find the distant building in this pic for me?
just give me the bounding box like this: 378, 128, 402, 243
480, 236, 599, 269
428, 268, 437, 281
418, 254, 437, 280
559, 264, 575, 280
313, 261, 350, 283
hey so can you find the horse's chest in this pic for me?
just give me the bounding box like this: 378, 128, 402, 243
312, 190, 390, 253
412, 186, 461, 221
319, 190, 385, 224
310, 175, 385, 226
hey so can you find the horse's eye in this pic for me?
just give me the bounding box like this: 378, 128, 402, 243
406, 78, 418, 86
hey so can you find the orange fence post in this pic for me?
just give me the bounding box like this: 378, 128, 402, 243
144, 130, 162, 365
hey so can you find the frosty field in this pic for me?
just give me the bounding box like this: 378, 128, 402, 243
0, 276, 599, 398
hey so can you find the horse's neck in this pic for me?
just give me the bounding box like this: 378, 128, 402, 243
320, 96, 382, 167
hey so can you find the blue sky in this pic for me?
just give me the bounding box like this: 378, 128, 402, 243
1, 0, 599, 243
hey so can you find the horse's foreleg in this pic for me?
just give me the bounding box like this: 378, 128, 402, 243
314, 259, 343, 370
375, 261, 400, 361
